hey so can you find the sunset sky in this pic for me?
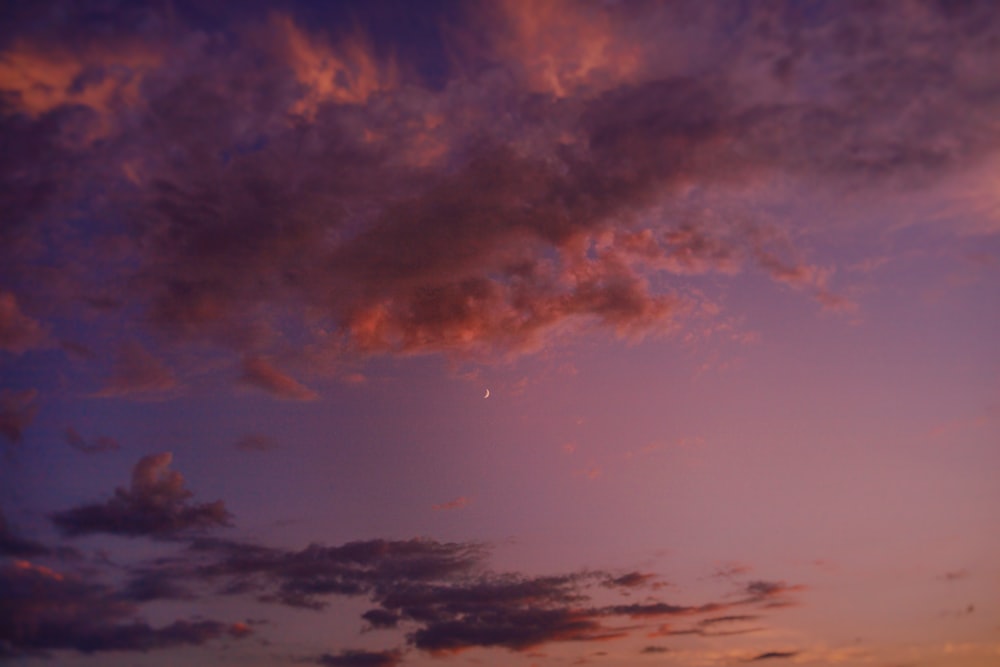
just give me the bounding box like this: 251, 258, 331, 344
1, 1, 999, 666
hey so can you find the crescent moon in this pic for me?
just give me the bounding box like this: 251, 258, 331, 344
483, 389, 490, 398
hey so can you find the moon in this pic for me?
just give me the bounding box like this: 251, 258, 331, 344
483, 389, 490, 398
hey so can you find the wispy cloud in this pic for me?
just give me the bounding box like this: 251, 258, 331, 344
95, 342, 176, 398
234, 433, 280, 452
64, 427, 120, 454
0, 559, 248, 658
0, 389, 38, 444
748, 650, 799, 661
0, 290, 47, 353
125, 534, 804, 656
432, 496, 470, 511
240, 356, 318, 401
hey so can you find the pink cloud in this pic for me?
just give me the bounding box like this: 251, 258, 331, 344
432, 496, 471, 511
0, 291, 47, 353
0, 389, 38, 443
96, 342, 176, 398
240, 356, 318, 401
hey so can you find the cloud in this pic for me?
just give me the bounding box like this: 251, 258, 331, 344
0, 389, 38, 444
0, 509, 49, 558
234, 433, 280, 452
362, 609, 401, 630
315, 649, 403, 667
699, 615, 759, 627
64, 427, 120, 454
95, 342, 176, 398
432, 496, 470, 511
604, 571, 656, 588
273, 14, 397, 118
748, 651, 799, 661
0, 290, 47, 353
741, 580, 807, 608
240, 356, 318, 401
152, 534, 805, 656
641, 645, 669, 654
50, 452, 231, 538
0, 559, 249, 658
191, 537, 486, 610
3, 1, 994, 379
940, 569, 970, 582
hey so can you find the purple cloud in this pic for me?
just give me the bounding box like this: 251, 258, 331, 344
0, 559, 249, 658
95, 342, 176, 398
64, 427, 120, 454
51, 453, 231, 538
0, 389, 38, 444
315, 649, 403, 667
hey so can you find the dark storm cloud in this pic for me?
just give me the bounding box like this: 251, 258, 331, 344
0, 559, 248, 658
315, 649, 403, 667
50, 452, 231, 538
12, 1, 998, 374
0, 389, 37, 444
64, 427, 120, 454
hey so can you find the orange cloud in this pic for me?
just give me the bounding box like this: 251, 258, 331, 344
0, 37, 160, 128
240, 356, 318, 401
492, 0, 641, 97
273, 14, 396, 118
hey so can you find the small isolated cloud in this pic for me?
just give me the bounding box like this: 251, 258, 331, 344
362, 609, 401, 630
315, 649, 403, 667
234, 433, 279, 452
641, 645, 669, 654
0, 290, 47, 353
65, 427, 120, 454
432, 496, 470, 511
711, 562, 752, 580
940, 569, 969, 582
605, 571, 656, 589
0, 389, 38, 444
0, 559, 249, 658
96, 342, 176, 398
50, 452, 231, 538
699, 615, 759, 627
240, 356, 318, 401
741, 580, 806, 608
748, 651, 799, 661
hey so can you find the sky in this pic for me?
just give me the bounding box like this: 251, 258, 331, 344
1, 1, 999, 665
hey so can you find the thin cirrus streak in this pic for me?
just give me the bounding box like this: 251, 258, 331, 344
1, 1, 998, 666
